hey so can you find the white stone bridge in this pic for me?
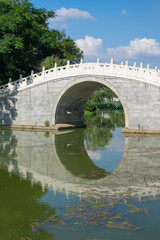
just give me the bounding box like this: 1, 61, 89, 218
1, 59, 160, 132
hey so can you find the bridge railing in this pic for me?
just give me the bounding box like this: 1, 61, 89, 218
0, 58, 160, 95
7, 163, 160, 200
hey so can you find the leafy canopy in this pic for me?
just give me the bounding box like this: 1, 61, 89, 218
89, 86, 117, 103
0, 0, 83, 85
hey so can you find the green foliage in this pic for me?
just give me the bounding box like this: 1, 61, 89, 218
40, 55, 67, 70
89, 87, 104, 103
89, 86, 117, 103
97, 102, 123, 110
85, 101, 123, 112
85, 101, 97, 112
83, 110, 94, 117
39, 36, 83, 70
53, 197, 145, 231
87, 86, 123, 113
44, 132, 50, 138
0, 0, 83, 84
44, 120, 50, 127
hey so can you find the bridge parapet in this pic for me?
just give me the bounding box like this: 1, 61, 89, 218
0, 58, 160, 96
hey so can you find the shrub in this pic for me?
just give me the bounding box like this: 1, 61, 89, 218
85, 101, 97, 112
44, 120, 50, 127
44, 132, 50, 138
97, 102, 123, 110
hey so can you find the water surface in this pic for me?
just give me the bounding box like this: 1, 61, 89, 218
0, 111, 160, 240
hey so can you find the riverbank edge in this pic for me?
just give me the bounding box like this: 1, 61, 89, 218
0, 122, 86, 132
122, 127, 160, 135
1, 125, 160, 135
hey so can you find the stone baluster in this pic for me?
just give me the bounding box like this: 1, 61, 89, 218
146, 64, 150, 79
97, 57, 100, 72
120, 61, 124, 70
19, 74, 22, 85
80, 58, 83, 73
133, 62, 137, 75
42, 66, 45, 80
140, 62, 143, 78
8, 78, 13, 91
54, 63, 57, 76
155, 66, 158, 80
67, 60, 70, 74
125, 60, 128, 76
31, 70, 34, 83
110, 58, 114, 73
31, 70, 34, 77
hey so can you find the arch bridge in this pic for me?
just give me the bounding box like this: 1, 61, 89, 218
0, 58, 160, 133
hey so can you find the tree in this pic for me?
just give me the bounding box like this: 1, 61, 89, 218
0, 0, 83, 85
89, 86, 117, 103
0, 130, 55, 239
39, 36, 83, 69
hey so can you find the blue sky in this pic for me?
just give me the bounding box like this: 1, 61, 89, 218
32, 0, 160, 68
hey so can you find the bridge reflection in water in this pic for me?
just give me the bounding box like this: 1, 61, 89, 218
0, 128, 160, 201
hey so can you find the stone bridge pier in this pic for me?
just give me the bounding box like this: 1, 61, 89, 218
0, 59, 160, 133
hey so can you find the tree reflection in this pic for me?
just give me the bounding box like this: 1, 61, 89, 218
0, 92, 18, 125
0, 130, 55, 240
0, 130, 18, 172
84, 110, 125, 150
109, 111, 125, 128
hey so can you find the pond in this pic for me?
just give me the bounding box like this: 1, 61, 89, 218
0, 111, 160, 240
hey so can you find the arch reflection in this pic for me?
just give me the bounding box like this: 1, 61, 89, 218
0, 123, 160, 200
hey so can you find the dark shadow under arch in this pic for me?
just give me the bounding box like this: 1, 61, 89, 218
55, 129, 109, 180
54, 77, 129, 128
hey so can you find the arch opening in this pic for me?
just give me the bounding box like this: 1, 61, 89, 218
54, 77, 129, 128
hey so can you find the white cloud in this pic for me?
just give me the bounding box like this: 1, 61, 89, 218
55, 7, 94, 22
121, 9, 128, 15
49, 8, 94, 29
106, 38, 160, 60
75, 36, 103, 59
75, 36, 160, 64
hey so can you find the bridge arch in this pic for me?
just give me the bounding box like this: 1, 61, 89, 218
1, 60, 160, 132
53, 76, 129, 128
